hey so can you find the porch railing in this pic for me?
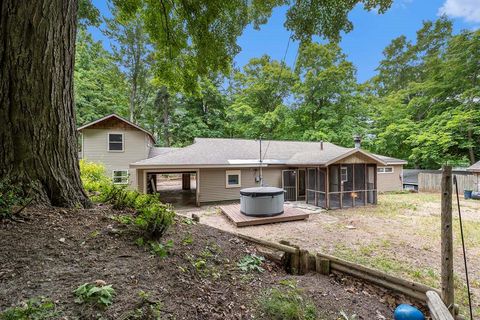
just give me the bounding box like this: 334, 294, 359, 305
327, 189, 377, 209
306, 189, 377, 209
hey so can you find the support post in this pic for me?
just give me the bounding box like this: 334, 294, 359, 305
326, 166, 330, 209
182, 173, 191, 190
441, 165, 454, 315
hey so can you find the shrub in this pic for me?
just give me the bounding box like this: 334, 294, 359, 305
0, 178, 31, 220
74, 282, 115, 307
79, 160, 110, 194
237, 254, 265, 273
79, 160, 174, 239
0, 297, 58, 320
134, 201, 175, 238
257, 286, 317, 320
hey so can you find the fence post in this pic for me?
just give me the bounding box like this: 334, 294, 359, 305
441, 165, 454, 315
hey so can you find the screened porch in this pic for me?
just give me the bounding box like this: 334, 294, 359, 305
282, 164, 377, 209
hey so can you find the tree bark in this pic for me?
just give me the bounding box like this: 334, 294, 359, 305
0, 0, 90, 207
467, 129, 475, 165
155, 86, 170, 147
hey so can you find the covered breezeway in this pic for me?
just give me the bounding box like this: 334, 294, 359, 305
140, 169, 200, 208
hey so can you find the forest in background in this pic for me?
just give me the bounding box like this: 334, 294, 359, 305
75, 12, 480, 170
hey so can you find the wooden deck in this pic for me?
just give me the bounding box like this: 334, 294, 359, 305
220, 204, 309, 227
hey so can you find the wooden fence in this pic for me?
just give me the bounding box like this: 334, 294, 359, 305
419, 172, 478, 193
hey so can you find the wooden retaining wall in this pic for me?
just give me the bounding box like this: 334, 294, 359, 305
419, 172, 477, 193
238, 234, 438, 302
236, 234, 458, 320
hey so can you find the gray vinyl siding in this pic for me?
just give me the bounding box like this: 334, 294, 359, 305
377, 165, 403, 192
81, 128, 152, 188
199, 167, 282, 203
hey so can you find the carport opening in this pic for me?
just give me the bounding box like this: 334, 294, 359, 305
146, 172, 197, 208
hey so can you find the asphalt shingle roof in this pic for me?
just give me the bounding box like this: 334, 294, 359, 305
132, 138, 407, 167
468, 160, 480, 172
148, 147, 178, 158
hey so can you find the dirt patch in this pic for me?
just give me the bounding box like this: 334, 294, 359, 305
0, 206, 407, 319
178, 193, 480, 316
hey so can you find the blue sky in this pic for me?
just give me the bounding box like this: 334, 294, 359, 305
90, 0, 480, 83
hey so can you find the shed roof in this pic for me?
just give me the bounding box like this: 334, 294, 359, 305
77, 114, 156, 143
467, 160, 480, 172
131, 138, 406, 168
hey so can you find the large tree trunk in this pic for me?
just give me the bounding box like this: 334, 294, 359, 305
0, 0, 90, 207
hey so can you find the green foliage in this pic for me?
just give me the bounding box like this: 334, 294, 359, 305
0, 297, 58, 320
370, 19, 480, 167
77, 7, 478, 168
104, 7, 153, 123
111, 0, 392, 93
122, 291, 164, 319
182, 234, 193, 245
237, 254, 265, 273
182, 217, 197, 226
79, 160, 111, 194
73, 282, 115, 307
0, 178, 30, 220
133, 196, 175, 238
75, 28, 129, 126
257, 285, 317, 320
148, 240, 174, 258
79, 161, 175, 239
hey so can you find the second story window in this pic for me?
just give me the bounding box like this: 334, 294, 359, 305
108, 133, 124, 152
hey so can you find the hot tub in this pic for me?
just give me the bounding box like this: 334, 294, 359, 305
240, 187, 285, 217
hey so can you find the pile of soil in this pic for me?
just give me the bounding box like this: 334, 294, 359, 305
0, 206, 407, 319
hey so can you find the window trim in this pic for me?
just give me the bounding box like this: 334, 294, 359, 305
108, 133, 124, 152
377, 166, 394, 174
112, 170, 129, 185
225, 170, 241, 188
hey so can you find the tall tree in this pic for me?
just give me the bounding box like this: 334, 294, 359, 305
293, 42, 364, 145
0, 0, 90, 206
105, 7, 153, 123
75, 27, 130, 125
1, 0, 393, 207
370, 19, 479, 168
227, 56, 298, 139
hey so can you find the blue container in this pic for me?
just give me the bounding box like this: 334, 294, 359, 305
394, 304, 425, 320
464, 190, 473, 199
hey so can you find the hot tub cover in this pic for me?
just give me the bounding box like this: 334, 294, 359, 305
240, 187, 284, 197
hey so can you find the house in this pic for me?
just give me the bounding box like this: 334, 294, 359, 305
77, 114, 175, 188
78, 114, 407, 209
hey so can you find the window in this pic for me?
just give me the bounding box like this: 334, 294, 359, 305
225, 170, 241, 188
113, 170, 129, 184
341, 167, 348, 182
377, 167, 394, 173
108, 133, 124, 151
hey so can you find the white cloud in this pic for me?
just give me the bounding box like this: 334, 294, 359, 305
438, 0, 480, 23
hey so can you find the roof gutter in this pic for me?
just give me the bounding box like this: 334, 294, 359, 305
129, 164, 270, 169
